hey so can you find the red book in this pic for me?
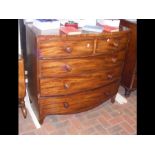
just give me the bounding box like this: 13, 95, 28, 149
65, 23, 78, 29
60, 26, 81, 35
103, 25, 119, 32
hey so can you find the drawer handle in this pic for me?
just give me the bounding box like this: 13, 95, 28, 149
65, 47, 72, 53
63, 102, 69, 108
112, 57, 117, 63
104, 92, 111, 97
86, 43, 90, 48
113, 42, 119, 47
107, 74, 113, 79
63, 64, 72, 72
64, 83, 70, 89
107, 38, 110, 42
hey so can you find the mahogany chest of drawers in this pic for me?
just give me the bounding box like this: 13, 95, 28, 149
18, 55, 27, 118
26, 25, 129, 124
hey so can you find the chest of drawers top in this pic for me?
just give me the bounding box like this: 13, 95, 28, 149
27, 24, 130, 58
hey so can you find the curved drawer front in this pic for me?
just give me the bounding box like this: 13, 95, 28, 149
96, 35, 129, 54
39, 82, 119, 114
39, 51, 125, 77
39, 40, 94, 58
39, 67, 122, 96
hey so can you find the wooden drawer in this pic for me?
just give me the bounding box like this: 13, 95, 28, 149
39, 67, 122, 96
39, 51, 125, 78
38, 39, 94, 58
39, 82, 119, 114
96, 36, 128, 54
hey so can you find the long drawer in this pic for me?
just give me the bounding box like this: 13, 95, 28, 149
39, 67, 122, 96
39, 51, 125, 78
39, 81, 119, 114
38, 39, 94, 58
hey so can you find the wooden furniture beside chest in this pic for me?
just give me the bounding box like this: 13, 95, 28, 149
120, 20, 137, 96
26, 25, 129, 124
18, 55, 27, 118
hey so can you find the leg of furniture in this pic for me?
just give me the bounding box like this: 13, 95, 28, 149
19, 99, 27, 118
39, 116, 45, 124
111, 95, 116, 103
124, 88, 131, 97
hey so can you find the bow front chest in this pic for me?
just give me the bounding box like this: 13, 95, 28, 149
26, 25, 129, 124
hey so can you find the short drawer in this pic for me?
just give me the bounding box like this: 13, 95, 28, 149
39, 81, 119, 114
96, 36, 129, 54
39, 51, 125, 78
38, 39, 94, 58
39, 67, 122, 96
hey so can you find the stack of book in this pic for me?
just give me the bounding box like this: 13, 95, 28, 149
60, 26, 81, 35
33, 19, 60, 29
103, 25, 119, 32
60, 20, 99, 35
32, 19, 60, 35
97, 19, 120, 32
82, 25, 103, 33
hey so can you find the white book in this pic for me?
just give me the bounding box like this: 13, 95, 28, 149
97, 19, 120, 28
32, 25, 59, 35
82, 25, 103, 33
33, 19, 60, 30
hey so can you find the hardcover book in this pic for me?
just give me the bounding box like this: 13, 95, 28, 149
60, 26, 81, 35
82, 25, 103, 33
103, 25, 119, 32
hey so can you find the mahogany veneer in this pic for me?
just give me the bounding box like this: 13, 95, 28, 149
26, 24, 129, 124
18, 55, 27, 118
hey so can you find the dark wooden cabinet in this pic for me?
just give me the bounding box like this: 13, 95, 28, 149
18, 55, 27, 118
26, 24, 129, 124
120, 20, 137, 96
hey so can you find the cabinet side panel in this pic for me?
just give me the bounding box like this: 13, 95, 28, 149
120, 20, 137, 90
26, 25, 39, 116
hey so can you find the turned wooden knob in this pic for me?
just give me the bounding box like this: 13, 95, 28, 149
112, 57, 117, 63
86, 43, 90, 48
63, 64, 72, 72
107, 74, 113, 79
63, 102, 69, 108
113, 42, 119, 47
107, 38, 110, 42
64, 83, 70, 89
65, 47, 72, 53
